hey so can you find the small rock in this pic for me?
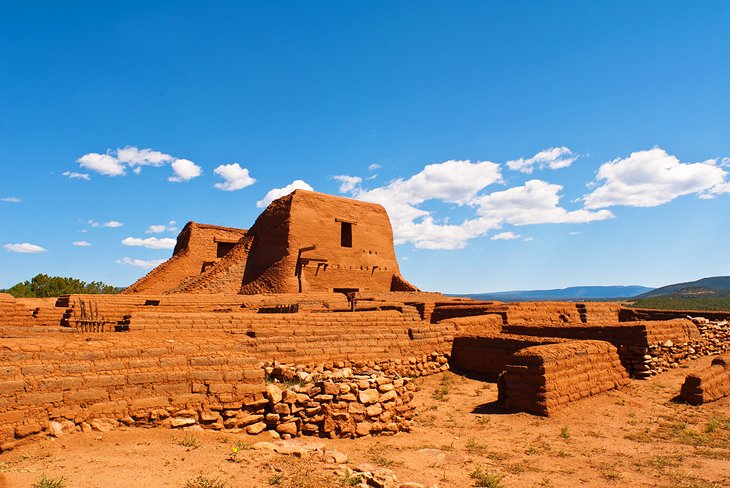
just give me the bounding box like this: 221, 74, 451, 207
325, 450, 348, 464
170, 417, 196, 428
246, 421, 267, 435
251, 441, 277, 451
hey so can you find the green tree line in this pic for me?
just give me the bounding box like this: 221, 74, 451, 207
0, 274, 120, 298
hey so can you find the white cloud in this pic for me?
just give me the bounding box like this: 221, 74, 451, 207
77, 153, 126, 176
116, 257, 166, 269
476, 180, 614, 226
72, 241, 91, 247
116, 146, 172, 167
4, 243, 46, 253
333, 175, 363, 193
88, 219, 124, 228
121, 237, 176, 250
257, 180, 314, 208
347, 160, 504, 249
62, 171, 91, 180
584, 148, 729, 209
507, 147, 579, 174
75, 146, 201, 182
168, 159, 203, 182
568, 231, 582, 236
342, 159, 611, 250
1, 196, 21, 203
491, 231, 521, 241
145, 221, 177, 234
368, 163, 381, 172
213, 163, 256, 191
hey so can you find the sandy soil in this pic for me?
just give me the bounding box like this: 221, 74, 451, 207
1, 355, 729, 488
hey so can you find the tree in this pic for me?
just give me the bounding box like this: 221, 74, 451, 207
1, 274, 119, 298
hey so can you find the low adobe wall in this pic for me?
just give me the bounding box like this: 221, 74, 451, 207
620, 308, 730, 322
0, 336, 264, 451
502, 319, 700, 377
498, 340, 630, 416
680, 354, 730, 405
450, 334, 566, 378
0, 319, 452, 451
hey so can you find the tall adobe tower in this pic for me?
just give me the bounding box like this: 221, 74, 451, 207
123, 190, 418, 295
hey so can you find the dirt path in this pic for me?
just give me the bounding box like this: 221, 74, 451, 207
1, 356, 729, 487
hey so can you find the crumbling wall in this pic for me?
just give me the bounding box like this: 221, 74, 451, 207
498, 340, 630, 416
124, 223, 247, 294
680, 354, 730, 405
241, 191, 408, 294
173, 235, 255, 294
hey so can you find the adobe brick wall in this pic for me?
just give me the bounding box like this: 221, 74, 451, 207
620, 308, 730, 322
498, 340, 630, 416
0, 335, 264, 451
450, 334, 567, 378
123, 223, 247, 294
0, 294, 35, 327
501, 319, 700, 377
240, 190, 414, 294
680, 354, 730, 405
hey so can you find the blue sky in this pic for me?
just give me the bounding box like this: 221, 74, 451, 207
2, 1, 730, 293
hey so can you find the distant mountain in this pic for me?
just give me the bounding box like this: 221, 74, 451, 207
636, 276, 730, 298
454, 285, 654, 302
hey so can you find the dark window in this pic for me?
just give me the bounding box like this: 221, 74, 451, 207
216, 241, 236, 258
340, 222, 352, 247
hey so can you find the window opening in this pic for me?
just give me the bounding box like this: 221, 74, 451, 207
216, 241, 236, 258
340, 222, 352, 247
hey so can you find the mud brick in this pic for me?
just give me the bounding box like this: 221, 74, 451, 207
0, 380, 25, 394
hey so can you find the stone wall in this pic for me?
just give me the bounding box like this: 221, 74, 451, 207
498, 340, 630, 416
680, 354, 730, 405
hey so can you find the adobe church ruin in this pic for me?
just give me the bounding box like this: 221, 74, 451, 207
124, 190, 417, 295
1, 190, 730, 451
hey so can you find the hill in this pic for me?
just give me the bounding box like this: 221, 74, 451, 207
454, 285, 654, 302
636, 276, 730, 298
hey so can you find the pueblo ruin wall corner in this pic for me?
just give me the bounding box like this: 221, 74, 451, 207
123, 190, 419, 296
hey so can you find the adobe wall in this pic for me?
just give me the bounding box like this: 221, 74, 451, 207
0, 294, 35, 327
503, 301, 621, 325
501, 319, 700, 377
0, 335, 264, 451
124, 223, 247, 294
450, 334, 566, 378
0, 331, 441, 451
173, 235, 255, 294
240, 190, 416, 294
680, 354, 730, 405
498, 340, 630, 416
620, 308, 730, 322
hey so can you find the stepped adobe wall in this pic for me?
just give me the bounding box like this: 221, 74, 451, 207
123, 223, 247, 294
680, 354, 730, 405
498, 340, 630, 416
